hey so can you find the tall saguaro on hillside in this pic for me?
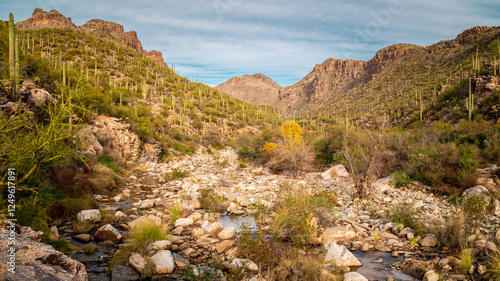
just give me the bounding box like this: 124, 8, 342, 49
8, 13, 19, 92
9, 13, 15, 82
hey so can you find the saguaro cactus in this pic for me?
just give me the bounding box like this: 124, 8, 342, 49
15, 35, 19, 92
9, 13, 15, 85
466, 77, 474, 121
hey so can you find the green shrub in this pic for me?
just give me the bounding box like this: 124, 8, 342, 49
238, 229, 285, 268
198, 187, 226, 213
164, 168, 189, 181
83, 244, 98, 255
168, 203, 183, 223
97, 154, 122, 174
390, 171, 412, 187
43, 238, 79, 254
389, 204, 423, 235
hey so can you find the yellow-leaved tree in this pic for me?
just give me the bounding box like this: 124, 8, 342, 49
263, 120, 313, 175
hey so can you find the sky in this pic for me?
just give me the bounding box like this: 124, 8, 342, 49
2, 1, 499, 86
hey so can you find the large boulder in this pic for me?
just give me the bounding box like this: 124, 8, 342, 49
95, 224, 122, 242
76, 209, 102, 222
151, 250, 175, 274
319, 227, 358, 244
321, 164, 349, 179
343, 272, 368, 281
0, 228, 87, 281
111, 265, 140, 281
324, 242, 362, 267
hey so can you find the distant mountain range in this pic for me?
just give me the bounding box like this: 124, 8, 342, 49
218, 26, 500, 126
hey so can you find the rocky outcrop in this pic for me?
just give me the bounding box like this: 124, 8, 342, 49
146, 50, 168, 67
278, 58, 365, 111
215, 73, 282, 106
80, 19, 143, 52
15, 8, 77, 30
87, 115, 162, 162
0, 226, 87, 281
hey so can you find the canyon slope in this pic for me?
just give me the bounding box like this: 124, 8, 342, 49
16, 8, 167, 66
215, 73, 282, 106
277, 26, 500, 126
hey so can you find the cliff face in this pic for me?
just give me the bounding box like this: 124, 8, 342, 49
277, 26, 500, 117
15, 8, 77, 30
80, 19, 143, 52
15, 8, 167, 65
215, 73, 282, 106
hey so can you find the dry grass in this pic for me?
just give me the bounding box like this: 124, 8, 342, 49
265, 143, 314, 176
129, 218, 171, 253
432, 212, 465, 251
269, 251, 340, 281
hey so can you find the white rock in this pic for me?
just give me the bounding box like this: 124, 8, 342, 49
422, 270, 439, 281
114, 211, 127, 218
192, 228, 205, 237
187, 212, 202, 222
151, 250, 175, 274
228, 258, 259, 271
129, 253, 147, 273
325, 242, 362, 267
148, 240, 172, 251
343, 272, 368, 281
175, 218, 194, 227
77, 209, 102, 222
137, 200, 154, 209
321, 164, 349, 179
319, 227, 358, 244
205, 222, 223, 234
218, 227, 236, 240
462, 185, 489, 198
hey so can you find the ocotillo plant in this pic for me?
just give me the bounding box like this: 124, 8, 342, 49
466, 77, 474, 121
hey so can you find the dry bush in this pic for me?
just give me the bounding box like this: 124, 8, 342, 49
264, 120, 314, 176
265, 143, 314, 176
270, 252, 339, 281
431, 212, 465, 251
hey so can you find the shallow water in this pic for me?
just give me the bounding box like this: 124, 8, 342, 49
218, 214, 257, 232
351, 251, 417, 281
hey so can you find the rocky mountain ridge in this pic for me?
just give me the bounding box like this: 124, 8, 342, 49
215, 73, 282, 106
15, 8, 167, 66
277, 26, 500, 121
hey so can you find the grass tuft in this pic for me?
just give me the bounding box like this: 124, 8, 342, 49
129, 218, 170, 252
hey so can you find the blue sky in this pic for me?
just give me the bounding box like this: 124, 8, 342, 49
2, 0, 499, 86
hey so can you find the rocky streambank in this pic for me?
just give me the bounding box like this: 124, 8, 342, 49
5, 148, 500, 281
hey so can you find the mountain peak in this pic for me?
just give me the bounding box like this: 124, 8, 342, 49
16, 8, 77, 30
216, 73, 282, 106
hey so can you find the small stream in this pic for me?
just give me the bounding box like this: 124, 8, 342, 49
351, 251, 417, 281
